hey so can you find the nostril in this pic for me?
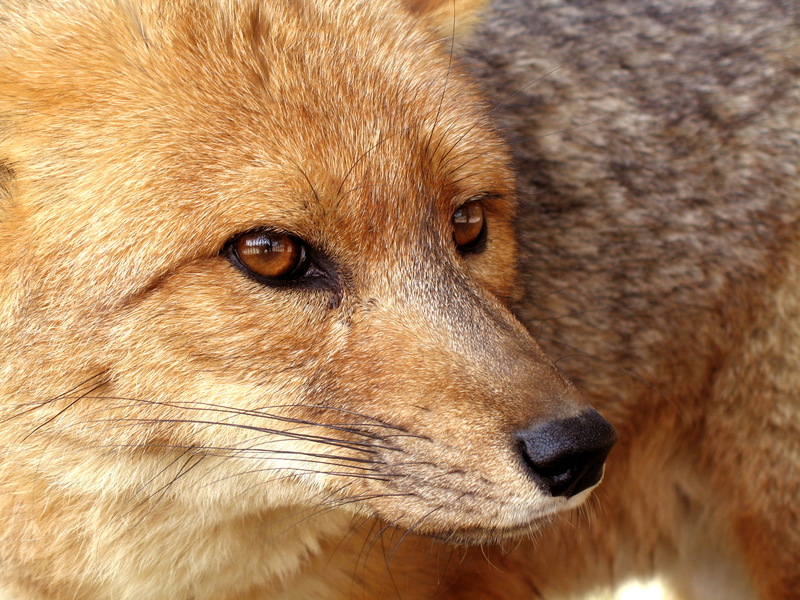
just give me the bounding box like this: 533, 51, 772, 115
516, 409, 617, 498
517, 442, 608, 498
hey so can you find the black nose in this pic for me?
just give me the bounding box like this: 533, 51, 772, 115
516, 409, 617, 498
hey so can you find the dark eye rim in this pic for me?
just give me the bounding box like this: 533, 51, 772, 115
454, 199, 488, 255
223, 227, 331, 290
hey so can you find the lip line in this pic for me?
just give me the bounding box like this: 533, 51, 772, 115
404, 486, 596, 543
420, 514, 555, 544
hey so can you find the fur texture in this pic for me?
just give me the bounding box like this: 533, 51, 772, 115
1, 0, 798, 598
465, 0, 800, 598
0, 0, 605, 598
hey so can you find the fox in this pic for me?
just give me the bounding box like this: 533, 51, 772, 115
0, 0, 618, 599
0, 1, 797, 600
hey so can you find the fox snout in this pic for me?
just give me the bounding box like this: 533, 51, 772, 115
516, 410, 617, 498
333, 262, 616, 539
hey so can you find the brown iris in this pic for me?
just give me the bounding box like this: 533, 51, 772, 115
452, 199, 486, 251
233, 231, 308, 279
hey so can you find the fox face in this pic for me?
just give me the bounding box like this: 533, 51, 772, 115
0, 1, 614, 593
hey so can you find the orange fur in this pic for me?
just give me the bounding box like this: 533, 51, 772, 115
0, 1, 609, 598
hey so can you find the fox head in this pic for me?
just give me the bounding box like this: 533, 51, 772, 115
0, 0, 614, 574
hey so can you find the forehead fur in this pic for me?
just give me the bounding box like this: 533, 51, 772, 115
0, 0, 512, 310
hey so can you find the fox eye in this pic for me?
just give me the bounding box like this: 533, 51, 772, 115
230, 230, 310, 280
452, 199, 486, 253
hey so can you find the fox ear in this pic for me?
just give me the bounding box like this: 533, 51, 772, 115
402, 0, 490, 40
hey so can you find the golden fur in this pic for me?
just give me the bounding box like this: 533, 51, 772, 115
0, 0, 605, 598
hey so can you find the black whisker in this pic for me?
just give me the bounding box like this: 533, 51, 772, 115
6, 376, 106, 424
200, 467, 393, 493
106, 441, 380, 465
325, 513, 372, 569
20, 379, 108, 441
334, 129, 414, 200
77, 394, 410, 438
351, 517, 384, 598
324, 492, 413, 511
129, 454, 207, 525
85, 416, 383, 454
387, 505, 443, 564
441, 148, 497, 181
422, 1, 457, 162
436, 66, 563, 168
287, 157, 320, 207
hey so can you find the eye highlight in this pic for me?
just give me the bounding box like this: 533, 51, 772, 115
452, 199, 486, 253
229, 230, 310, 281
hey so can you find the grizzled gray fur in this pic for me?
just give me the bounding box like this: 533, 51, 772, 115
466, 1, 800, 598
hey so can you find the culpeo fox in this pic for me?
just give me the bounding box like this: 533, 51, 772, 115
0, 0, 614, 599
1, 0, 797, 599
